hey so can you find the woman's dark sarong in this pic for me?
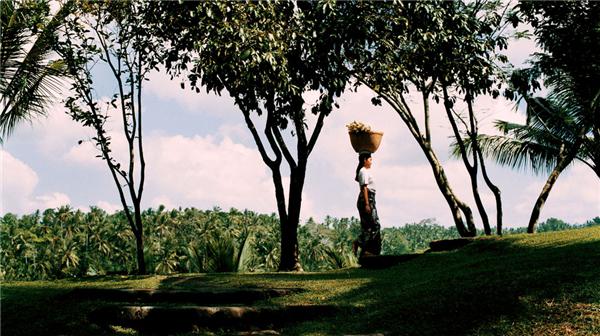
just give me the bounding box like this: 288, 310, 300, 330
357, 189, 382, 256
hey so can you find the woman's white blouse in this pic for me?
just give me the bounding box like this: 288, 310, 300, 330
357, 167, 376, 192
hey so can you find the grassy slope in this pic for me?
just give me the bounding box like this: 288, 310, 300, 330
2, 226, 600, 335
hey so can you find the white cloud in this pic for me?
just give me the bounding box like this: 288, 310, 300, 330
8, 97, 127, 164
60, 98, 147, 172
142, 134, 277, 214
1, 150, 71, 214
63, 140, 101, 167
25, 103, 91, 157
217, 123, 253, 144
33, 192, 71, 210
62, 127, 129, 169
96, 200, 122, 214
145, 70, 236, 115
1, 150, 39, 214
150, 195, 176, 210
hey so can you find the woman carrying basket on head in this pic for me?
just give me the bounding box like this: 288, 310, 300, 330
353, 152, 382, 257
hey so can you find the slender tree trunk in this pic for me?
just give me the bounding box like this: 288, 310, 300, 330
133, 205, 146, 274
279, 163, 306, 271
477, 149, 503, 235
443, 87, 491, 235
528, 149, 575, 233
469, 174, 491, 235
134, 228, 146, 274
371, 85, 477, 237
58, 4, 150, 276
422, 145, 477, 237
269, 165, 302, 271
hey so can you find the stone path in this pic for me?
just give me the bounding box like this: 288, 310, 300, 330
72, 287, 339, 334
358, 238, 474, 269
428, 237, 474, 252
67, 287, 301, 304
91, 304, 338, 334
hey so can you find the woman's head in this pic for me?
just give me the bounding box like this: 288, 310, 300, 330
355, 152, 372, 181
359, 152, 372, 163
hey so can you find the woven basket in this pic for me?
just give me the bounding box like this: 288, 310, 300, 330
349, 131, 383, 153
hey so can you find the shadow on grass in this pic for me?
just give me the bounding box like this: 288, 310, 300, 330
69, 274, 157, 283
1, 286, 114, 336
160, 269, 370, 289
148, 232, 600, 335
1, 275, 159, 336
280, 234, 600, 335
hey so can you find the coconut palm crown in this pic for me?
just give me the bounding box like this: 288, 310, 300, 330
459, 70, 597, 233
0, 0, 71, 143
473, 75, 595, 177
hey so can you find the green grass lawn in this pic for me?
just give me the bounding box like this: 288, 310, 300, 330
2, 226, 600, 335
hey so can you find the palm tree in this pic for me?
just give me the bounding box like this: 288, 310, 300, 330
0, 0, 71, 143
476, 74, 596, 233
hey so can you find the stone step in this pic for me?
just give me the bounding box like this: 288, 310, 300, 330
90, 304, 340, 333
66, 287, 302, 304
358, 254, 420, 269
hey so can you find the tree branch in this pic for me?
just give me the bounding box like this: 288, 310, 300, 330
238, 100, 278, 169
79, 81, 138, 236
422, 86, 431, 143
359, 79, 423, 141
398, 92, 423, 137
265, 90, 295, 169
271, 125, 296, 169
95, 22, 133, 145
443, 84, 474, 171
136, 49, 146, 200
307, 108, 326, 156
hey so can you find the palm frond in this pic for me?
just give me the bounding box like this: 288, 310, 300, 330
525, 97, 580, 142
494, 119, 567, 148
475, 134, 570, 175
0, 0, 72, 142
0, 2, 31, 91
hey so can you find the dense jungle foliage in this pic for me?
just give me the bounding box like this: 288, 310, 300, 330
1, 206, 598, 281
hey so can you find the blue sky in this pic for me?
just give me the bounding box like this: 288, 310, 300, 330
2, 31, 599, 229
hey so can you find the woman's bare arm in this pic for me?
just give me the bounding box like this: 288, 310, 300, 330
362, 185, 371, 213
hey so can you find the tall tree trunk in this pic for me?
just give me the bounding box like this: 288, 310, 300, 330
134, 229, 146, 275
279, 217, 301, 271
528, 148, 576, 233
469, 173, 491, 235
372, 86, 477, 237
477, 149, 503, 235
133, 206, 146, 274
443, 87, 491, 235
422, 145, 477, 237
279, 164, 306, 271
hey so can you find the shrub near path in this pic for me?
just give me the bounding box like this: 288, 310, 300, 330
2, 227, 600, 335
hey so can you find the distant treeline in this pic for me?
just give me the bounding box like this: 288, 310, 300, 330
1, 206, 598, 280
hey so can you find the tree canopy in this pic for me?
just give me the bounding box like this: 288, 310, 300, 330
148, 1, 363, 270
